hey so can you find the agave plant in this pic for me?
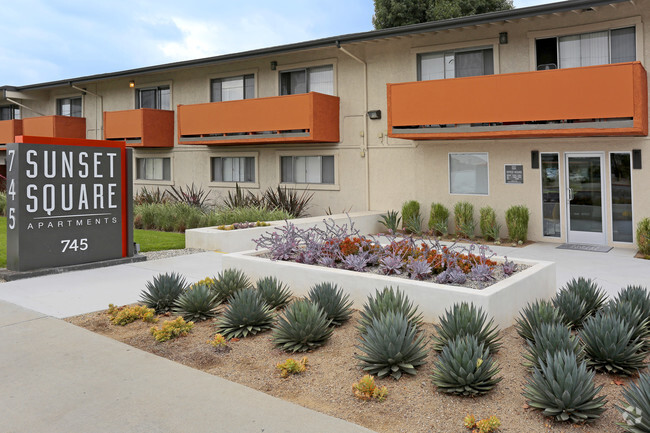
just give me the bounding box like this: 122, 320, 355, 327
605, 299, 650, 353
307, 282, 353, 326
617, 372, 650, 433
522, 322, 583, 371
140, 272, 188, 313
515, 299, 566, 342
272, 299, 333, 352
255, 276, 292, 310
432, 302, 501, 353
431, 335, 501, 396
356, 311, 429, 380
565, 277, 608, 315
378, 210, 401, 234
173, 284, 220, 322
216, 288, 275, 339
616, 285, 650, 327
553, 289, 589, 329
357, 286, 423, 335
211, 269, 252, 304
580, 311, 646, 376
523, 350, 607, 423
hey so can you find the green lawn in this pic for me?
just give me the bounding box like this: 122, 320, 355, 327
0, 217, 184, 267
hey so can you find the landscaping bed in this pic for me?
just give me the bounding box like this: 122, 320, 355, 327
66, 307, 630, 433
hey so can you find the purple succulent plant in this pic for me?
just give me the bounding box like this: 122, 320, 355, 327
502, 257, 518, 276
342, 251, 372, 272
379, 253, 403, 275
436, 266, 467, 284
406, 257, 432, 280
470, 263, 495, 282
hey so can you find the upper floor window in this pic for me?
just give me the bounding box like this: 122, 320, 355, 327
0, 105, 20, 120
280, 65, 334, 96
136, 157, 171, 181
280, 155, 334, 184
137, 86, 170, 110
536, 26, 635, 70
57, 97, 82, 117
211, 75, 254, 102
211, 156, 255, 183
418, 47, 494, 81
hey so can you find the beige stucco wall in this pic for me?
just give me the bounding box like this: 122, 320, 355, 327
10, 0, 650, 246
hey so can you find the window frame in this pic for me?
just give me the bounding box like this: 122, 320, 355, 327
277, 60, 337, 96
417, 45, 495, 81
410, 39, 500, 82
56, 96, 83, 117
527, 16, 643, 71
608, 151, 634, 244
134, 155, 172, 184
210, 74, 255, 102
209, 152, 259, 188
276, 150, 339, 191
448, 152, 490, 196
0, 104, 20, 120
539, 152, 563, 239
135, 85, 171, 110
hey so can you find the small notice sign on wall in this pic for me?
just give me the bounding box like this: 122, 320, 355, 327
505, 164, 524, 184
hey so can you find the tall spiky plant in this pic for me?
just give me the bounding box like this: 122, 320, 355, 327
523, 322, 584, 371
272, 299, 333, 352
140, 272, 187, 313
515, 299, 566, 342
307, 282, 353, 326
432, 302, 501, 353
617, 372, 650, 432
357, 286, 423, 335
216, 288, 275, 339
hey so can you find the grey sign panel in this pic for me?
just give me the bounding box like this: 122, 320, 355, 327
505, 164, 524, 184
6, 142, 125, 271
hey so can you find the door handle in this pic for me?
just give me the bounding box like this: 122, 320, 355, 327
567, 188, 574, 201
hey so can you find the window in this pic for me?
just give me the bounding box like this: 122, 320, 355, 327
211, 157, 255, 182
610, 152, 633, 242
57, 97, 82, 117
0, 105, 20, 120
536, 26, 635, 70
136, 86, 171, 110
211, 75, 254, 102
280, 65, 334, 95
136, 157, 171, 181
418, 47, 494, 81
541, 153, 561, 237
281, 155, 334, 184
449, 153, 489, 195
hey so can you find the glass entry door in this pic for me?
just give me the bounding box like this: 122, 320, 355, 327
565, 153, 606, 244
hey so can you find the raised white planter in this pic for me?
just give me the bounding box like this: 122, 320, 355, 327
185, 211, 386, 252
222, 251, 556, 329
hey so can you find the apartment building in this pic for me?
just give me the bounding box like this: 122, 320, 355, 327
0, 0, 648, 247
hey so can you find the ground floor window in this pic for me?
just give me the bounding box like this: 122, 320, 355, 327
211, 156, 255, 183
449, 153, 488, 195
541, 153, 561, 237
280, 155, 334, 184
136, 157, 171, 181
610, 152, 633, 242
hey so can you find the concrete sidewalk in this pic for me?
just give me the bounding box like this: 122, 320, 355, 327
0, 300, 374, 433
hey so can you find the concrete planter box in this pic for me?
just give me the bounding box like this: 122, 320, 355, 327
222, 251, 556, 329
185, 211, 385, 253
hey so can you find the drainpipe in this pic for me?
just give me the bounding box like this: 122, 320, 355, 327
337, 41, 371, 212
4, 97, 45, 116
70, 82, 103, 139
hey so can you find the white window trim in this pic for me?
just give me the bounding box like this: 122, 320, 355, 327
539, 152, 564, 240
275, 57, 338, 96
133, 153, 174, 186
276, 150, 340, 191
448, 152, 490, 196
208, 151, 260, 189
411, 38, 500, 81
206, 69, 258, 102
133, 80, 173, 111
527, 16, 643, 71
608, 151, 635, 245
55, 94, 84, 117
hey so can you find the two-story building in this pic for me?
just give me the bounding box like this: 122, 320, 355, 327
1, 0, 648, 247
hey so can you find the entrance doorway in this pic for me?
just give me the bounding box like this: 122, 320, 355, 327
565, 153, 606, 244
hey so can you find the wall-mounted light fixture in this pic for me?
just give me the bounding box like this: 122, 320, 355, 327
499, 32, 508, 45
270, 61, 277, 71
367, 110, 381, 120
129, 80, 135, 88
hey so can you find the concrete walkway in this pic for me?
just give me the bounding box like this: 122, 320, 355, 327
0, 243, 647, 433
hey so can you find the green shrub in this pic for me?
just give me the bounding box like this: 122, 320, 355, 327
401, 200, 421, 234
454, 201, 475, 239
428, 203, 449, 236
637, 217, 650, 255
150, 317, 194, 342
107, 304, 156, 326
0, 192, 6, 216
479, 206, 499, 240
505, 205, 530, 242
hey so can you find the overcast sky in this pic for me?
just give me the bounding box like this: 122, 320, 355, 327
2, 0, 551, 87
